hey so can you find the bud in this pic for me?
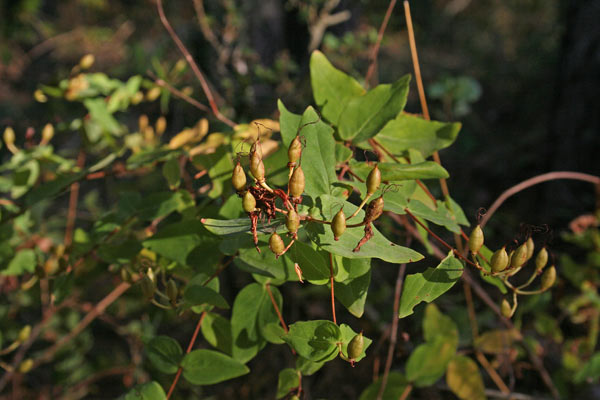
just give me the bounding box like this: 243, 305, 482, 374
540, 266, 556, 291
286, 209, 300, 235
18, 325, 31, 343
166, 279, 178, 305
4, 126, 15, 145
469, 225, 484, 254
269, 232, 285, 256
288, 136, 302, 164
40, 123, 54, 145
289, 166, 305, 198
232, 162, 247, 192
510, 243, 528, 268
249, 147, 265, 182
34, 89, 47, 103
131, 91, 144, 105
120, 268, 131, 283
140, 275, 156, 299
18, 358, 34, 374
366, 164, 381, 195
347, 332, 364, 360
146, 86, 161, 102
79, 54, 95, 70
491, 247, 509, 273
138, 114, 149, 132
365, 196, 384, 222
525, 237, 535, 261
331, 208, 346, 241
535, 248, 548, 270
501, 299, 512, 318
242, 191, 256, 213
155, 116, 167, 136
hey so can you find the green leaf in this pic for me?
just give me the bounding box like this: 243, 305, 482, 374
335, 143, 353, 164
283, 320, 341, 362
231, 283, 267, 363
339, 75, 411, 143
162, 157, 181, 189
1, 249, 36, 276
236, 238, 299, 283
201, 217, 284, 236
405, 335, 456, 386
310, 50, 365, 125
201, 312, 233, 355
446, 355, 486, 400
295, 356, 326, 376
474, 329, 521, 354
258, 285, 286, 344
399, 252, 463, 318
181, 349, 249, 385
142, 220, 214, 266
276, 368, 300, 399
145, 336, 183, 374
406, 200, 460, 233
306, 195, 423, 264
335, 268, 371, 318
184, 285, 229, 309
279, 102, 337, 196
24, 171, 86, 207
574, 352, 600, 383
372, 113, 461, 158
423, 304, 459, 345
339, 324, 372, 362
359, 372, 408, 400
121, 381, 166, 400
84, 98, 123, 136
349, 160, 448, 181
136, 191, 192, 221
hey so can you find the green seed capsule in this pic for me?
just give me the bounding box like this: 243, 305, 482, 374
366, 164, 381, 195
469, 225, 484, 254
501, 299, 512, 318
289, 166, 305, 198
18, 325, 31, 343
286, 209, 300, 234
232, 162, 247, 191
540, 266, 556, 291
18, 358, 34, 374
510, 243, 528, 268
491, 247, 509, 273
525, 237, 535, 261
140, 275, 156, 299
166, 279, 178, 305
269, 232, 285, 256
365, 196, 384, 222
347, 332, 364, 360
288, 136, 302, 164
249, 147, 265, 181
536, 248, 548, 270
242, 191, 256, 213
332, 208, 346, 241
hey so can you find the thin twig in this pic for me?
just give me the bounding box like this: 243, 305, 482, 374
399, 383, 412, 400
475, 351, 511, 395
265, 283, 288, 333
64, 149, 86, 248
365, 0, 397, 87
156, 0, 236, 127
480, 171, 600, 228
149, 72, 210, 113
166, 312, 207, 399
329, 253, 337, 325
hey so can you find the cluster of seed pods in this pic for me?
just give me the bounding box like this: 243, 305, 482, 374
468, 225, 556, 318
231, 133, 386, 258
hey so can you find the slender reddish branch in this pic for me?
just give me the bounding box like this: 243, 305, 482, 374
365, 0, 397, 86
64, 149, 86, 247
329, 253, 337, 325
480, 171, 600, 228
149, 72, 210, 113
166, 311, 207, 399
156, 0, 236, 127
265, 283, 288, 333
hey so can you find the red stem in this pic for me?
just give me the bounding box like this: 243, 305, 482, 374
365, 0, 398, 87
329, 253, 337, 325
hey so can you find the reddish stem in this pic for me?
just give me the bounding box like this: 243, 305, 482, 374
365, 0, 398, 87
329, 253, 337, 325
265, 284, 288, 334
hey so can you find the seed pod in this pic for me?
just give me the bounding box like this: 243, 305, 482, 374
332, 208, 346, 241
510, 243, 528, 268
536, 248, 548, 270
155, 116, 167, 136
288, 136, 302, 164
140, 275, 156, 299
131, 91, 144, 105
18, 325, 31, 343
365, 196, 384, 222
540, 266, 556, 291
18, 359, 34, 374
40, 123, 54, 145
525, 237, 535, 261
366, 164, 381, 195
269, 232, 285, 256
469, 225, 484, 254
286, 209, 300, 234
491, 247, 509, 273
79, 54, 95, 70
347, 332, 364, 360
166, 279, 178, 305
139, 114, 149, 132
501, 299, 512, 318
4, 126, 15, 145
242, 191, 256, 213
146, 86, 161, 101
289, 166, 305, 198
34, 89, 47, 103
249, 148, 265, 181
232, 162, 247, 192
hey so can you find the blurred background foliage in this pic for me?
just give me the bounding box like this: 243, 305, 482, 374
1, 0, 599, 398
